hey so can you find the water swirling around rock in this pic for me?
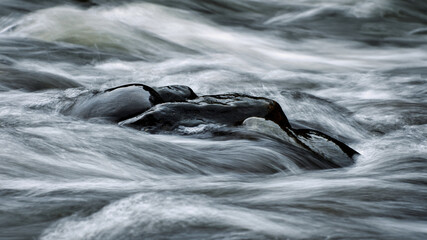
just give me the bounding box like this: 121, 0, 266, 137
63, 83, 358, 169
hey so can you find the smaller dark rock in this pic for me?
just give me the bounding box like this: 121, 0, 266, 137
153, 85, 198, 102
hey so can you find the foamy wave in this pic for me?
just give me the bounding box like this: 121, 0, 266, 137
9, 5, 195, 59
40, 193, 305, 240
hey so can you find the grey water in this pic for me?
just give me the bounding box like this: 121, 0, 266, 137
0, 0, 426, 239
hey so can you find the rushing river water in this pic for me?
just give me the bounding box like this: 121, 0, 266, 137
1, 0, 427, 239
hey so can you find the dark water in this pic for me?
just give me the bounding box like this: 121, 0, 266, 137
1, 0, 426, 239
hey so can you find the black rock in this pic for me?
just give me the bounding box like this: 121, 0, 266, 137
153, 85, 198, 102
65, 83, 359, 168
67, 84, 163, 122
121, 93, 290, 132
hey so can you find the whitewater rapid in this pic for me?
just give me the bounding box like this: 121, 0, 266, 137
0, 0, 426, 239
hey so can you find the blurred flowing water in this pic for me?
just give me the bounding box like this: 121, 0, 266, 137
0, 0, 426, 239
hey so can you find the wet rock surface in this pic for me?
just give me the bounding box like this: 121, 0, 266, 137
67, 83, 358, 168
